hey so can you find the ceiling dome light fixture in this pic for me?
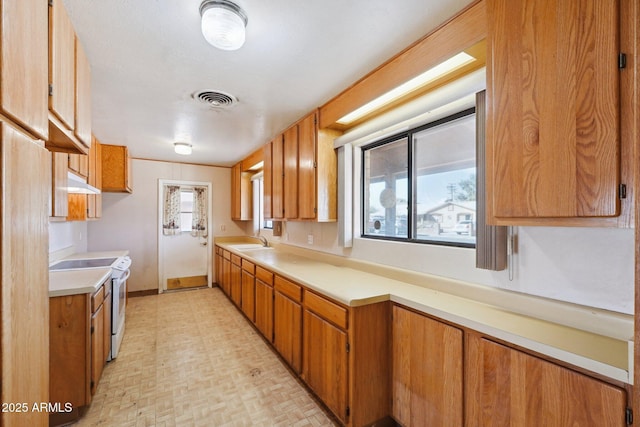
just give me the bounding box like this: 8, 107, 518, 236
174, 142, 193, 155
199, 0, 248, 51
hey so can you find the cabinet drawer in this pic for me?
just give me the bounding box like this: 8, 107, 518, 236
242, 258, 255, 274
223, 250, 230, 260
274, 276, 302, 302
256, 266, 273, 285
305, 291, 348, 330
91, 285, 104, 313
231, 254, 242, 266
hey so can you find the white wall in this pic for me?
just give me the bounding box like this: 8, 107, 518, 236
87, 159, 245, 292
282, 221, 634, 315
49, 221, 88, 257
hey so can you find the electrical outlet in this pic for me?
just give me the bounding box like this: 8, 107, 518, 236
307, 234, 314, 245
220, 224, 226, 232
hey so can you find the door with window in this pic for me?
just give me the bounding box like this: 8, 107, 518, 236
158, 180, 212, 292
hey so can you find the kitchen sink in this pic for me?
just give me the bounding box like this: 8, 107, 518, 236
229, 243, 266, 250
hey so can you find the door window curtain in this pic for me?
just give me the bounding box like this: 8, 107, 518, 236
163, 185, 181, 235
191, 186, 208, 237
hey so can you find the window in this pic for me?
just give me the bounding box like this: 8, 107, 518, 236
362, 108, 476, 247
252, 175, 272, 234
179, 190, 193, 232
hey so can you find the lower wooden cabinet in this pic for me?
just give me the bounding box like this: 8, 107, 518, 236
274, 276, 302, 374
303, 306, 349, 423
392, 305, 463, 426
254, 266, 274, 341
241, 259, 255, 321
230, 255, 242, 307
465, 334, 627, 427
50, 277, 112, 424
217, 247, 629, 427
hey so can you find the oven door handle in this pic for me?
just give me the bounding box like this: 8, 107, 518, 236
120, 269, 131, 282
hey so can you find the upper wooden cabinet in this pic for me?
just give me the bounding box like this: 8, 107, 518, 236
47, 0, 91, 154
263, 142, 273, 220
230, 162, 252, 221
50, 151, 69, 218
265, 110, 341, 222
271, 135, 285, 219
87, 137, 102, 219
0, 0, 49, 140
101, 144, 132, 193
486, 0, 621, 223
74, 38, 91, 147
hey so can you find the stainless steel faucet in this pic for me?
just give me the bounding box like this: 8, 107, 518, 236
257, 235, 268, 247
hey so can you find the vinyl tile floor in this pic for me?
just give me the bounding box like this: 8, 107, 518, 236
76, 287, 338, 427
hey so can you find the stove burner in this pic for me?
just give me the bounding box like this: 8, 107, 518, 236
50, 258, 118, 271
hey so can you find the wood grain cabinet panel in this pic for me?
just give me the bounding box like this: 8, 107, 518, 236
74, 37, 91, 147
49, 0, 76, 131
101, 143, 132, 192
283, 125, 299, 219
392, 306, 463, 427
303, 309, 349, 424
486, 0, 621, 222
297, 111, 341, 221
465, 335, 627, 426
50, 151, 69, 218
274, 277, 302, 374
241, 268, 255, 322
271, 135, 284, 219
1, 123, 50, 427
231, 162, 252, 221
255, 276, 274, 342
0, 0, 49, 140
263, 142, 273, 219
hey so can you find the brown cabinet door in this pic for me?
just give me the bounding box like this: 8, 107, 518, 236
2, 124, 50, 426
51, 152, 69, 217
222, 257, 231, 296
254, 278, 273, 342
298, 112, 317, 219
230, 263, 242, 307
274, 291, 302, 374
49, 0, 76, 130
283, 125, 299, 219
466, 335, 627, 426
231, 162, 240, 219
392, 306, 463, 427
263, 142, 273, 219
101, 144, 132, 192
1, 0, 49, 139
74, 38, 91, 147
90, 302, 104, 395
487, 0, 620, 220
303, 310, 348, 423
272, 135, 285, 219
241, 270, 255, 322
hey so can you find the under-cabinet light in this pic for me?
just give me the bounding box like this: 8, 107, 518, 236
336, 52, 475, 125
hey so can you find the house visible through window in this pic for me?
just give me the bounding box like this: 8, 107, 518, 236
362, 108, 476, 247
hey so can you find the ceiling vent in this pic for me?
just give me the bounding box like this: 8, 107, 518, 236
192, 90, 238, 108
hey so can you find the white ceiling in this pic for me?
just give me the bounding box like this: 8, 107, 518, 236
63, 0, 474, 166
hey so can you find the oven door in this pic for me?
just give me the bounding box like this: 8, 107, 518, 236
111, 269, 129, 359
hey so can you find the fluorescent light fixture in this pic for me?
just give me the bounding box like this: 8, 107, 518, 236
174, 142, 193, 155
200, 0, 248, 51
337, 52, 476, 125
67, 172, 101, 194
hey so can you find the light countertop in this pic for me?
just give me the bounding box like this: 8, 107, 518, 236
49, 268, 112, 297
217, 240, 633, 385
48, 250, 129, 298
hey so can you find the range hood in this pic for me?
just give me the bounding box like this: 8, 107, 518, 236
67, 172, 101, 194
